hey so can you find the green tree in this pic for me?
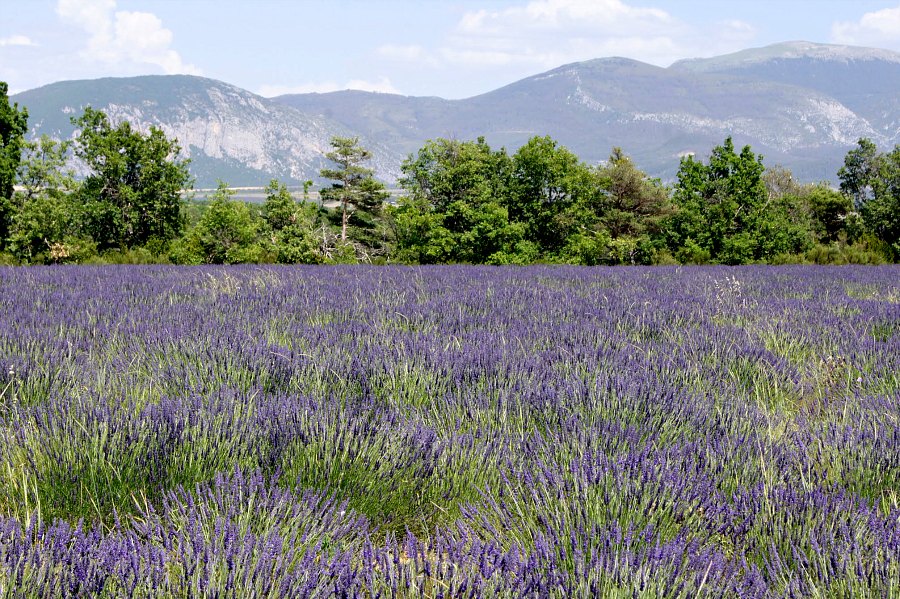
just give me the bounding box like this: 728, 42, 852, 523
262, 179, 323, 264
509, 135, 596, 255
596, 148, 670, 238
388, 197, 455, 264
14, 136, 76, 202
343, 175, 391, 258
838, 138, 879, 209
397, 137, 529, 263
7, 136, 83, 263
805, 185, 853, 244
666, 138, 799, 263
72, 107, 191, 250
586, 148, 673, 264
400, 137, 510, 212
866, 146, 900, 258
319, 136, 386, 242
838, 140, 900, 259
274, 202, 324, 264
262, 179, 297, 232
0, 82, 29, 248
175, 182, 263, 264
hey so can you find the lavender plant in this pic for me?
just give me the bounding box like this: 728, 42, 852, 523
0, 264, 897, 597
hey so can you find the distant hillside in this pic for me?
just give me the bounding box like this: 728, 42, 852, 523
12, 42, 900, 185
277, 42, 900, 183
11, 75, 403, 187
670, 42, 900, 143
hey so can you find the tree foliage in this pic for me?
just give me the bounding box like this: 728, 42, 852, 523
263, 179, 323, 264
6, 136, 82, 263
171, 182, 261, 264
666, 138, 813, 264
596, 148, 671, 238
838, 139, 900, 259
804, 186, 853, 244
396, 137, 531, 264
320, 136, 387, 243
395, 136, 674, 265
0, 82, 28, 247
72, 107, 191, 250
838, 138, 879, 209
508, 135, 596, 255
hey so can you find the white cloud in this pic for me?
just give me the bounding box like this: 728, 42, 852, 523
55, 0, 200, 74
0, 35, 37, 47
832, 4, 900, 48
57, 0, 115, 32
258, 77, 400, 97
445, 0, 687, 68
378, 0, 756, 77
456, 0, 674, 37
454, 0, 758, 67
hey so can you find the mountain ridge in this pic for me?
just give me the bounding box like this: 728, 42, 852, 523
671, 41, 900, 70
11, 41, 900, 186
12, 75, 404, 186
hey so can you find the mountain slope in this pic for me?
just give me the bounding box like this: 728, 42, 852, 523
459, 56, 881, 176
273, 91, 460, 158
12, 75, 403, 187
12, 42, 900, 186
671, 41, 900, 141
276, 43, 900, 182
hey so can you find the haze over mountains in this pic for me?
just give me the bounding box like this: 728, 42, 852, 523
11, 41, 900, 187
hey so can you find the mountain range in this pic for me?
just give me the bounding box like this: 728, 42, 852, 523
10, 41, 900, 188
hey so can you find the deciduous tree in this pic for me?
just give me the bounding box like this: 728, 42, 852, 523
175, 182, 263, 264
509, 135, 595, 254
72, 107, 191, 250
838, 138, 879, 209
0, 82, 28, 248
838, 139, 900, 259
7, 136, 82, 263
667, 137, 797, 263
397, 137, 530, 263
262, 179, 323, 264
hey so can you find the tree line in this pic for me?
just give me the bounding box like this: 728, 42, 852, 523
1, 82, 897, 266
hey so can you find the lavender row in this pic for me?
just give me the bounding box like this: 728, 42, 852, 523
0, 265, 898, 596
1, 469, 898, 597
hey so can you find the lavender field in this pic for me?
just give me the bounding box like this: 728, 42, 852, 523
0, 265, 898, 597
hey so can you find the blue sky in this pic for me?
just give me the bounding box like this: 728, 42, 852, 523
3, 0, 900, 98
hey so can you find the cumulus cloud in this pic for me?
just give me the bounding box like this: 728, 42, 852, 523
456, 0, 674, 38
55, 0, 200, 74
446, 0, 681, 69
258, 77, 401, 97
0, 35, 37, 47
379, 0, 756, 75
832, 4, 900, 48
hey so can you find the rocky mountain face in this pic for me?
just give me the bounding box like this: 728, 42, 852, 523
12, 75, 404, 187
670, 42, 900, 146
12, 42, 900, 186
277, 42, 900, 183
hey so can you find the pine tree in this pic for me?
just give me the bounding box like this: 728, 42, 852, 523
319, 136, 384, 241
